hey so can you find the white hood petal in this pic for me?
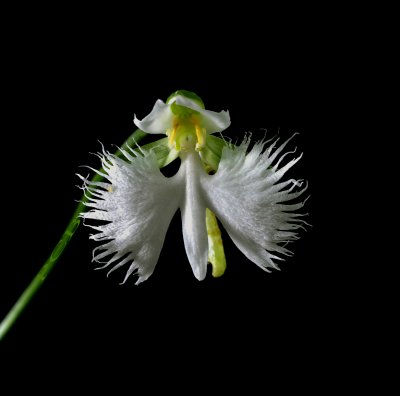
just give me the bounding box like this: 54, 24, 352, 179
134, 99, 174, 134
80, 146, 181, 284
175, 96, 231, 133
134, 95, 230, 136
203, 135, 307, 271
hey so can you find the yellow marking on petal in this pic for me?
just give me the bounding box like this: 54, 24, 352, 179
107, 186, 113, 192
195, 125, 206, 152
206, 208, 226, 277
168, 115, 207, 153
168, 126, 178, 148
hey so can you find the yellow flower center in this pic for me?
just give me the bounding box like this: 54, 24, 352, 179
166, 115, 206, 152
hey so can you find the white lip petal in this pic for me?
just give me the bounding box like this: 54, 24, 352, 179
80, 146, 180, 284
175, 96, 231, 133
82, 93, 307, 285
177, 151, 209, 281
133, 99, 174, 134
204, 135, 307, 271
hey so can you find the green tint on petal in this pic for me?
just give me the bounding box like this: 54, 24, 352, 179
200, 135, 229, 171
140, 137, 179, 168
166, 90, 205, 109
206, 208, 226, 277
170, 102, 200, 117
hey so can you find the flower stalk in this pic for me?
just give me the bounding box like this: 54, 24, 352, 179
0, 129, 147, 341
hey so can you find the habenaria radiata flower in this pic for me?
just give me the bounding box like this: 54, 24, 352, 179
79, 90, 309, 284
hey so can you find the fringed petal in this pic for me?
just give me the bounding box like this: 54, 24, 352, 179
79, 147, 180, 284
204, 134, 308, 271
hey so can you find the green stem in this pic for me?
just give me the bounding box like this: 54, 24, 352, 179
0, 129, 147, 341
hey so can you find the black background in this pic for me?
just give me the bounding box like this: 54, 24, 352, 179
0, 6, 357, 389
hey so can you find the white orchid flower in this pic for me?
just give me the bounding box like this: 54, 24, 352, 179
79, 90, 308, 285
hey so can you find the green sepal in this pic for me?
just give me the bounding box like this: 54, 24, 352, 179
200, 135, 230, 171
170, 102, 200, 117
206, 208, 226, 277
140, 137, 179, 168
166, 89, 205, 109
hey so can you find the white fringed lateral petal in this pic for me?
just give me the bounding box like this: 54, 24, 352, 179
79, 147, 181, 284
203, 134, 308, 272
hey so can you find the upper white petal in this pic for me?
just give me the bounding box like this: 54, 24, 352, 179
133, 99, 174, 134
80, 146, 181, 284
169, 95, 203, 109
134, 95, 230, 135
203, 135, 308, 271
175, 96, 231, 133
